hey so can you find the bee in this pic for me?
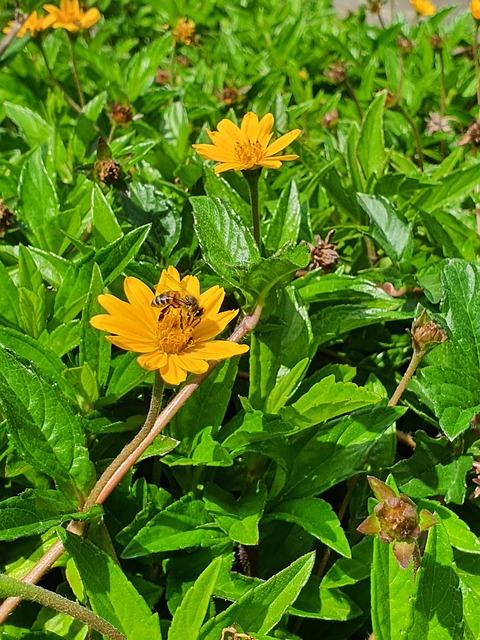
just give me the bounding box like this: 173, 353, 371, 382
151, 290, 203, 318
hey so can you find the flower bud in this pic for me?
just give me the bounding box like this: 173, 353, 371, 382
410, 309, 447, 356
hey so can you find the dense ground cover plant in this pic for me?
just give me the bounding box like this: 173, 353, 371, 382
1, 0, 480, 638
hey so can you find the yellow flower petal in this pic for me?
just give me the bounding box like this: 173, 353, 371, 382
264, 129, 302, 157
184, 341, 249, 360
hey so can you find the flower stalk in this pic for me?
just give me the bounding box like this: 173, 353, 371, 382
474, 21, 480, 107
243, 168, 262, 248
67, 33, 85, 108
37, 38, 82, 113
0, 573, 126, 640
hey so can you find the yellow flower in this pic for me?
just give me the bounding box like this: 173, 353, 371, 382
3, 11, 55, 37
192, 112, 301, 174
472, 0, 480, 20
43, 0, 101, 32
410, 0, 436, 16
90, 266, 249, 386
172, 16, 198, 45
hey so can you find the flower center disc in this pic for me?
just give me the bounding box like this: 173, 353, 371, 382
235, 139, 262, 167
154, 307, 196, 354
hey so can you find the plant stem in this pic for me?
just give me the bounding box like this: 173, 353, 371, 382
345, 79, 363, 120
474, 21, 480, 107
243, 168, 262, 249
0, 573, 126, 640
37, 39, 82, 114
439, 47, 446, 159
67, 33, 85, 108
0, 304, 262, 624
396, 51, 404, 106
397, 104, 423, 171
388, 351, 423, 407
169, 41, 177, 87
0, 13, 25, 58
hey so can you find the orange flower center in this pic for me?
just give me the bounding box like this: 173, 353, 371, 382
234, 139, 264, 166
154, 307, 197, 354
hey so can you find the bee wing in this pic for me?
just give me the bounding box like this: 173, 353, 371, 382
158, 271, 190, 296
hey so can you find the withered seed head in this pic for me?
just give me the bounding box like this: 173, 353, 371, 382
94, 158, 121, 185
409, 309, 447, 356
430, 34, 444, 50
321, 108, 339, 129
109, 102, 134, 126
324, 62, 347, 84
307, 230, 339, 273
0, 200, 16, 237
458, 120, 480, 147
397, 36, 415, 53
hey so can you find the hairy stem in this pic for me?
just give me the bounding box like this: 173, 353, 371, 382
0, 14, 25, 58
388, 351, 423, 407
474, 21, 480, 107
0, 305, 262, 623
397, 105, 423, 171
0, 573, 126, 640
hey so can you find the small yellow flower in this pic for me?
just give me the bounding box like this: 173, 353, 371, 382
90, 266, 249, 386
192, 112, 301, 174
471, 0, 480, 20
172, 16, 198, 45
43, 0, 101, 33
2, 11, 55, 37
410, 0, 436, 16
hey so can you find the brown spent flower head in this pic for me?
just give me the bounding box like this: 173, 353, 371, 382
409, 309, 447, 356
307, 230, 339, 273
108, 102, 134, 126
357, 476, 437, 569
321, 108, 339, 129
368, 0, 383, 15
324, 61, 347, 84
471, 460, 480, 500
94, 158, 121, 185
214, 84, 247, 106
3, 10, 55, 37
397, 36, 415, 54
43, 0, 101, 32
425, 112, 453, 136
0, 200, 16, 237
155, 69, 171, 85
458, 120, 480, 147
430, 34, 444, 50
172, 16, 198, 45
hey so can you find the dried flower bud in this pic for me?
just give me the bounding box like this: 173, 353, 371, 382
307, 230, 339, 273
397, 36, 415, 53
471, 460, 480, 499
214, 84, 246, 106
108, 102, 134, 126
177, 54, 189, 67
321, 108, 339, 129
94, 158, 121, 185
156, 69, 171, 85
458, 120, 480, 147
368, 0, 382, 14
430, 34, 444, 50
324, 62, 347, 84
0, 200, 16, 237
425, 112, 452, 136
357, 476, 436, 569
409, 309, 447, 356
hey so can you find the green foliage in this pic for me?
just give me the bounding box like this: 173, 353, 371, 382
1, 0, 480, 638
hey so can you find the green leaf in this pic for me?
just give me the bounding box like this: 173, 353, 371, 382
198, 552, 315, 639
371, 536, 415, 640
121, 494, 227, 559
124, 38, 170, 100
54, 257, 94, 322
418, 499, 480, 554
414, 163, 480, 212
0, 349, 95, 499
80, 264, 111, 390
0, 489, 77, 541
413, 260, 480, 439
91, 184, 123, 247
356, 91, 387, 182
0, 260, 19, 326
18, 244, 47, 338
265, 179, 301, 253
190, 195, 260, 286
106, 352, 150, 400
203, 482, 268, 545
96, 224, 151, 285
61, 531, 162, 640
18, 148, 63, 253
456, 552, 480, 640
168, 557, 222, 640
282, 405, 405, 500
204, 169, 252, 229
280, 375, 381, 430
249, 286, 312, 411
405, 522, 463, 639
267, 498, 351, 558
357, 193, 413, 264
289, 577, 362, 621
322, 537, 373, 588
4, 102, 52, 147
391, 431, 473, 504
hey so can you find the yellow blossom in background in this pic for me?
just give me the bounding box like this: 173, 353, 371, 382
410, 0, 436, 16
90, 266, 249, 386
43, 0, 101, 32
471, 0, 480, 20
172, 16, 198, 45
192, 112, 301, 174
2, 11, 55, 37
